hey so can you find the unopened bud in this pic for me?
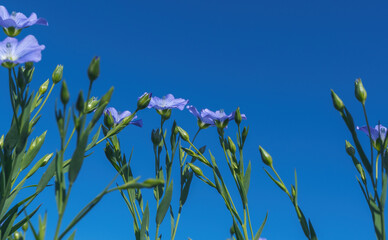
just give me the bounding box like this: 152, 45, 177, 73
242, 126, 248, 143
22, 222, 28, 232
234, 107, 242, 125
86, 97, 99, 113
345, 140, 355, 156
355, 78, 367, 104
14, 231, 21, 240
52, 65, 63, 84
104, 112, 114, 128
137, 92, 152, 110
331, 90, 344, 111
39, 79, 49, 95
76, 91, 85, 113
228, 137, 236, 154
259, 146, 273, 166
177, 127, 190, 142
88, 56, 100, 82
143, 178, 164, 187
40, 154, 52, 167
17, 67, 25, 89
188, 163, 204, 177
60, 80, 70, 106
151, 129, 161, 146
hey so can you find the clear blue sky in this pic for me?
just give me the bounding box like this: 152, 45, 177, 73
1, 0, 388, 239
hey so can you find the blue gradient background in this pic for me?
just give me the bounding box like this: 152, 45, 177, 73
1, 1, 388, 239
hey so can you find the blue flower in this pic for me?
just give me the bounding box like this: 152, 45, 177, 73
0, 35, 45, 68
148, 94, 188, 110
104, 107, 142, 127
0, 6, 48, 37
187, 105, 246, 128
357, 124, 387, 142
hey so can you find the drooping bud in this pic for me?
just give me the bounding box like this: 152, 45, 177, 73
355, 78, 367, 104
104, 112, 114, 128
85, 97, 99, 113
188, 163, 204, 177
87, 56, 100, 82
345, 140, 356, 156
330, 90, 344, 112
60, 80, 70, 106
177, 127, 190, 142
259, 146, 273, 166
228, 136, 236, 154
39, 79, 49, 95
76, 91, 85, 113
234, 107, 242, 125
52, 65, 63, 84
137, 92, 152, 110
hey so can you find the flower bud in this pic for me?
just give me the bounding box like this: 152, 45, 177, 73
228, 136, 236, 154
76, 91, 85, 113
143, 178, 164, 187
39, 79, 49, 95
137, 92, 152, 110
345, 140, 355, 156
104, 112, 114, 128
151, 129, 162, 146
14, 231, 21, 240
259, 146, 273, 166
188, 163, 204, 177
22, 222, 28, 232
17, 67, 25, 89
0, 135, 3, 148
25, 62, 33, 70
52, 65, 63, 84
40, 154, 52, 167
242, 126, 248, 143
355, 78, 367, 104
330, 90, 344, 112
60, 80, 70, 106
177, 127, 190, 142
86, 97, 99, 113
356, 164, 366, 183
234, 107, 242, 125
88, 56, 100, 82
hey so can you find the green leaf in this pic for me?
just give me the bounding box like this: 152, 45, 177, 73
263, 169, 287, 192
67, 231, 76, 240
9, 204, 41, 237
68, 131, 89, 184
85, 125, 101, 151
139, 203, 149, 240
254, 212, 268, 240
36, 153, 56, 193
309, 219, 317, 240
232, 219, 244, 240
21, 131, 47, 171
243, 161, 251, 197
156, 181, 173, 225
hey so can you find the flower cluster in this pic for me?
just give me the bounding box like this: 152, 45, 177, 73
0, 5, 46, 68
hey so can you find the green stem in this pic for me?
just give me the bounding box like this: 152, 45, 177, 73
362, 104, 375, 186
171, 205, 182, 240
155, 224, 160, 240
8, 69, 20, 131
54, 184, 73, 240
64, 127, 76, 151
246, 204, 254, 238
242, 207, 249, 240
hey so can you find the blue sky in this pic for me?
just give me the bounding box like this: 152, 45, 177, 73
1, 0, 388, 239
